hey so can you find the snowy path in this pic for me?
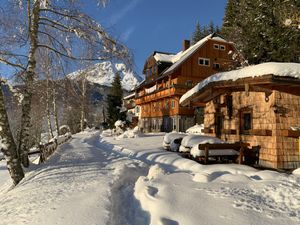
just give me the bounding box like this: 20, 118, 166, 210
0, 130, 299, 225
0, 131, 149, 225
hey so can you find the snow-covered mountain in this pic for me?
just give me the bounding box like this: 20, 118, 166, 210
68, 62, 142, 91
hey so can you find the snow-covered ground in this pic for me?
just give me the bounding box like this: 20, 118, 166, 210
0, 130, 299, 225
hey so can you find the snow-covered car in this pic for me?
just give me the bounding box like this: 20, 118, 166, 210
169, 136, 185, 152
163, 132, 187, 150
179, 134, 224, 153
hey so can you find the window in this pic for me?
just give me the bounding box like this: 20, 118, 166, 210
213, 44, 220, 49
171, 100, 175, 108
213, 63, 221, 69
240, 110, 252, 135
198, 58, 210, 66
220, 45, 226, 50
186, 80, 193, 87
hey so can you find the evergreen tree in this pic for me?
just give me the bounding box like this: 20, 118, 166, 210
222, 0, 300, 64
209, 20, 215, 33
191, 22, 203, 44
106, 73, 126, 128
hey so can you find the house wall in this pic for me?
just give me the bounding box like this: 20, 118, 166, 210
274, 91, 300, 169
204, 91, 300, 169
136, 38, 239, 133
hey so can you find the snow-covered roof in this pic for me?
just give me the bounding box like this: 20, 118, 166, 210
163, 34, 227, 75
180, 62, 300, 105
123, 92, 135, 100
153, 52, 175, 63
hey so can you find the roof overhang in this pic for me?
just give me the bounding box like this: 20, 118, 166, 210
181, 74, 300, 106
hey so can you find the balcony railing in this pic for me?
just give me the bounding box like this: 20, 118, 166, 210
135, 84, 191, 104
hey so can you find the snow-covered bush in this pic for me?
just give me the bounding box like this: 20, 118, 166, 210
117, 126, 141, 139
101, 129, 114, 137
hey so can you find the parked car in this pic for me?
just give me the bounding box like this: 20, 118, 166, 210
179, 134, 224, 153
163, 132, 187, 150
169, 137, 185, 152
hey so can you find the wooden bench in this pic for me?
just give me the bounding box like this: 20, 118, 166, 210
197, 142, 250, 164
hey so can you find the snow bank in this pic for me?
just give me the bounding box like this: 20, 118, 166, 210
293, 168, 300, 175
116, 127, 142, 139
180, 62, 300, 105
147, 164, 166, 180
101, 129, 113, 137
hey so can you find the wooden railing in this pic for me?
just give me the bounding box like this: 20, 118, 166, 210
136, 85, 190, 104
28, 133, 72, 163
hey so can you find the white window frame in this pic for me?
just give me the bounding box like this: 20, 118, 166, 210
220, 45, 226, 50
198, 58, 210, 67
213, 44, 220, 49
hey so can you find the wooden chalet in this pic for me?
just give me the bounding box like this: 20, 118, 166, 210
135, 33, 240, 132
180, 62, 300, 169
123, 93, 140, 128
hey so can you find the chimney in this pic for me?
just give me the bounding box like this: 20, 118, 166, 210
183, 40, 190, 51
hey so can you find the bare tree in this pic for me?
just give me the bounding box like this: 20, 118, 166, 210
0, 0, 131, 170
0, 81, 24, 185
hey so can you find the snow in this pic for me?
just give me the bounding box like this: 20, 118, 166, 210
153, 52, 175, 63
179, 134, 225, 153
186, 123, 205, 134
180, 62, 300, 105
0, 130, 299, 225
162, 132, 187, 148
293, 168, 300, 175
67, 61, 141, 91
190, 145, 239, 158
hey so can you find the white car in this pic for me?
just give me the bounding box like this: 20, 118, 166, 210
163, 132, 187, 150
179, 134, 224, 153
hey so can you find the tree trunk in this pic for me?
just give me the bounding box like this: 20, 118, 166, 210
53, 86, 59, 136
18, 1, 40, 167
80, 78, 86, 132
46, 77, 54, 140
0, 84, 24, 186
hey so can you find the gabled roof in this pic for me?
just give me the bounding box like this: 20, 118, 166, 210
179, 62, 300, 106
163, 33, 227, 75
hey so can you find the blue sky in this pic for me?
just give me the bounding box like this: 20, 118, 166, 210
91, 0, 227, 77
0, 0, 227, 79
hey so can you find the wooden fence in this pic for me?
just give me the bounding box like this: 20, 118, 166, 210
28, 133, 72, 164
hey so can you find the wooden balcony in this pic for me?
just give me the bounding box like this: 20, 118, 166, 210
135, 84, 190, 105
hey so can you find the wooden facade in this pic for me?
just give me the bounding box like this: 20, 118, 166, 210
135, 34, 239, 132
181, 73, 300, 170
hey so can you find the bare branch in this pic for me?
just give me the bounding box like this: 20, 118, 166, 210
37, 44, 110, 61
0, 57, 26, 70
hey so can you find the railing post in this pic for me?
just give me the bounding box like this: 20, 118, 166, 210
238, 145, 244, 164
204, 144, 209, 164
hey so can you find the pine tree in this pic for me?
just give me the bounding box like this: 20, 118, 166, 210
209, 20, 215, 33
106, 73, 126, 128
191, 22, 203, 44
222, 0, 300, 64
